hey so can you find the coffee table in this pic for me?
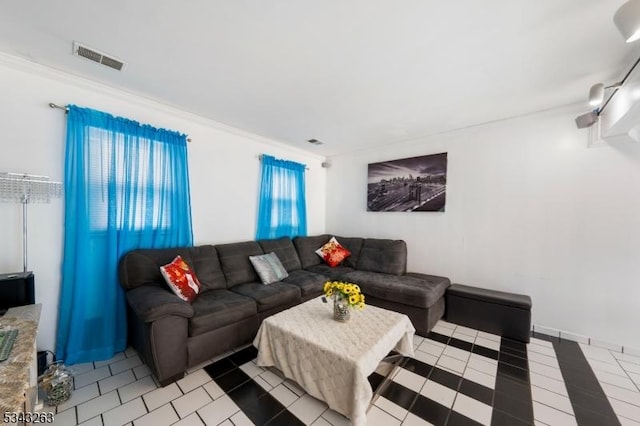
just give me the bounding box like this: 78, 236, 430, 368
253, 297, 415, 426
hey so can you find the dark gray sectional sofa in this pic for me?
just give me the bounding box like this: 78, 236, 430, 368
118, 234, 450, 385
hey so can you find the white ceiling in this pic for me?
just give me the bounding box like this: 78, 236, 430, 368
1, 1, 638, 156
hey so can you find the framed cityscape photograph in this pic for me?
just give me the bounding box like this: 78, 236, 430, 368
367, 152, 447, 212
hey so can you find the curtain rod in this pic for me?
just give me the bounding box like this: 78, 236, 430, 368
48, 102, 192, 143
257, 154, 311, 170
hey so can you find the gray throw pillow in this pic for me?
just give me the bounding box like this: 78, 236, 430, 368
249, 252, 289, 285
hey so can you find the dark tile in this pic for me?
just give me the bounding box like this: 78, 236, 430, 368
403, 358, 433, 379
426, 332, 450, 345
552, 340, 619, 425
499, 345, 528, 359
497, 362, 529, 383
531, 331, 560, 343
447, 411, 483, 426
381, 381, 418, 410
459, 379, 493, 406
228, 380, 268, 410
494, 375, 531, 401
410, 394, 450, 426
448, 338, 473, 353
203, 358, 236, 379
368, 372, 385, 392
472, 345, 499, 360
499, 352, 529, 370
214, 367, 251, 393
242, 393, 286, 425
500, 338, 527, 354
264, 408, 305, 426
490, 409, 534, 426
492, 390, 534, 423
228, 346, 258, 366
428, 367, 462, 391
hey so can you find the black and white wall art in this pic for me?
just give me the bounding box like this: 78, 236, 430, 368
367, 152, 447, 212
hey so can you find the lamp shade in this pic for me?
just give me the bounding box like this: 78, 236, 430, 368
614, 0, 640, 43
589, 83, 605, 107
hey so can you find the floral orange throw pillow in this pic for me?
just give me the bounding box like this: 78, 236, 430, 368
315, 237, 351, 268
160, 255, 201, 302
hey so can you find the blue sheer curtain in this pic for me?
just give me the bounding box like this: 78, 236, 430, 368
56, 105, 193, 364
256, 154, 307, 239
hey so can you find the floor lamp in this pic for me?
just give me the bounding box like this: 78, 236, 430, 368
0, 173, 62, 272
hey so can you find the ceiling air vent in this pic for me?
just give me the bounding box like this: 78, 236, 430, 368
73, 41, 126, 71
307, 138, 324, 145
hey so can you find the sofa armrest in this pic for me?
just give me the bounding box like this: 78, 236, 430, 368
126, 285, 194, 322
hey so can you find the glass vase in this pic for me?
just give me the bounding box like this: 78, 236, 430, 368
333, 297, 351, 322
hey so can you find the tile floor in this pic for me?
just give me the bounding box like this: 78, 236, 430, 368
38, 320, 640, 426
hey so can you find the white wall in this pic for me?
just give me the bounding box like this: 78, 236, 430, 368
325, 105, 640, 350
0, 54, 326, 352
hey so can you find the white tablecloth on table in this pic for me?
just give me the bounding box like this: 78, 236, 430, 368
253, 297, 415, 426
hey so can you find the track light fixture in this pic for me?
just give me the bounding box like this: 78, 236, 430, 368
614, 0, 640, 43
588, 82, 622, 107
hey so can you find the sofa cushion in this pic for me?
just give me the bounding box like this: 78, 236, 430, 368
257, 237, 302, 272
249, 252, 289, 284
160, 255, 202, 302
189, 245, 227, 291
341, 270, 450, 309
293, 234, 330, 269
216, 241, 264, 287
189, 289, 257, 337
119, 247, 194, 291
230, 282, 301, 312
332, 236, 364, 268
356, 239, 407, 275
305, 264, 355, 281
282, 269, 327, 298
315, 236, 351, 267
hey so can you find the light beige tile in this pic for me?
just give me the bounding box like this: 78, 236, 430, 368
393, 368, 426, 393
77, 416, 103, 426
125, 347, 137, 358
417, 341, 445, 357
289, 394, 328, 424
529, 372, 568, 397
436, 355, 466, 374
102, 397, 147, 426
402, 412, 435, 426
239, 361, 265, 378
70, 362, 96, 376
601, 382, 640, 407
413, 350, 438, 366
99, 369, 136, 394
76, 391, 120, 423
94, 352, 126, 369
230, 411, 254, 426
143, 382, 183, 411
594, 369, 637, 391
453, 393, 492, 425
527, 351, 559, 368
172, 387, 212, 418
365, 405, 401, 426
177, 369, 211, 393
118, 375, 158, 403
260, 369, 285, 388
474, 337, 500, 351
172, 413, 204, 426
528, 361, 563, 381
321, 408, 350, 426
373, 396, 407, 421
74, 366, 111, 390
531, 386, 574, 415
462, 368, 495, 389
52, 407, 77, 426
57, 382, 100, 412
133, 364, 152, 380
133, 403, 178, 426
442, 346, 471, 362
202, 380, 225, 400
197, 395, 240, 426
254, 375, 273, 391
533, 401, 577, 426
311, 416, 333, 426
283, 379, 306, 397
477, 331, 501, 342
610, 398, 640, 423
110, 355, 143, 375
270, 383, 300, 407
420, 380, 456, 408
454, 325, 478, 338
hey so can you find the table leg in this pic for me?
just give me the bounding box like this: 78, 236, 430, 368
368, 353, 406, 410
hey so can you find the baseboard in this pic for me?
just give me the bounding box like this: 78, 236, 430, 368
532, 323, 640, 356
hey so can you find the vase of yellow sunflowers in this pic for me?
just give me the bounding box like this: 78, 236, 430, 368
323, 281, 365, 322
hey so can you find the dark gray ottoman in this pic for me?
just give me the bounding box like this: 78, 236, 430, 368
445, 284, 532, 343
